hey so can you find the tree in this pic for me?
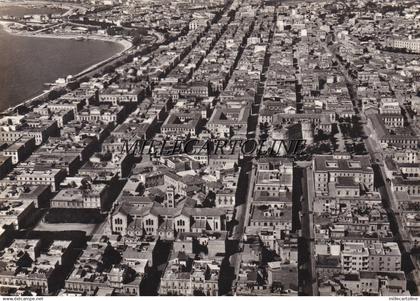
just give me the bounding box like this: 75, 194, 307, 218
102, 64, 116, 75
202, 191, 216, 208
101, 244, 122, 270
314, 130, 329, 142
47, 89, 61, 101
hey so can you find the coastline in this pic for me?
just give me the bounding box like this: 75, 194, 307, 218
0, 1, 85, 12
0, 20, 132, 50
0, 20, 133, 114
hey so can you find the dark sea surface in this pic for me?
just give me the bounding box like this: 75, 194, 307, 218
0, 7, 124, 111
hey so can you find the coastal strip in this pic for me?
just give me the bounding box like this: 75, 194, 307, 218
0, 20, 133, 114
0, 20, 132, 50
0, 1, 85, 12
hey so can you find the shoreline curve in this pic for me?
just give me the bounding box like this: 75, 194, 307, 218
0, 20, 133, 114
